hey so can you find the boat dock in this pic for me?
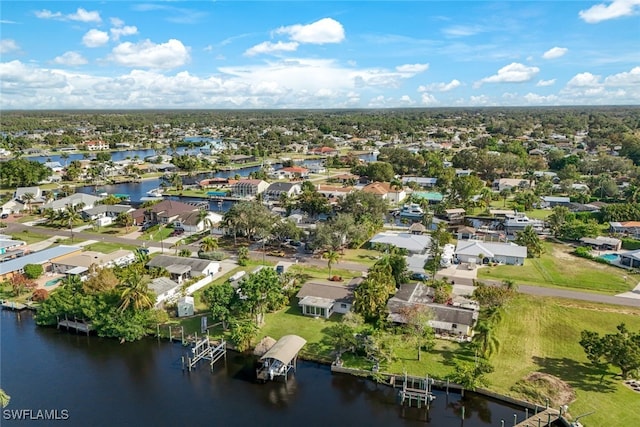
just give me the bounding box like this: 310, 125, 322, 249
513, 408, 560, 426
57, 318, 92, 335
182, 334, 227, 372
392, 373, 436, 408
256, 335, 306, 382
1, 301, 28, 311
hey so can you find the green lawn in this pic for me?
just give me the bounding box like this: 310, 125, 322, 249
141, 226, 174, 242
83, 241, 139, 253
11, 230, 51, 244
486, 295, 640, 427
339, 248, 381, 267
478, 242, 636, 294
288, 264, 359, 281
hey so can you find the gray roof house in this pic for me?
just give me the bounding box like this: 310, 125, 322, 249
41, 193, 103, 212
387, 283, 479, 339
264, 182, 302, 201
149, 277, 181, 306
146, 255, 219, 284
14, 186, 44, 202
82, 204, 134, 220
295, 278, 361, 319
455, 240, 527, 265
369, 232, 432, 255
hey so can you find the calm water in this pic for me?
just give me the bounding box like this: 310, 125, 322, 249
1, 311, 526, 427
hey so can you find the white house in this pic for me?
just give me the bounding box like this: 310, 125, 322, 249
231, 179, 269, 198
455, 240, 527, 265
264, 182, 302, 201
41, 193, 103, 213
146, 255, 220, 284
369, 232, 431, 255
174, 211, 222, 234
362, 182, 407, 204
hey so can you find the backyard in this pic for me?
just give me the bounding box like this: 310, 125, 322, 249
478, 242, 636, 294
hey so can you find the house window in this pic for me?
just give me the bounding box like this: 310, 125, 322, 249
340, 303, 347, 309
452, 324, 457, 329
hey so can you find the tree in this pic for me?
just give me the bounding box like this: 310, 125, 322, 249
546, 206, 572, 237
237, 246, 249, 266
116, 212, 134, 231
398, 304, 434, 361
353, 263, 396, 322
450, 175, 484, 208
23, 263, 44, 280
0, 158, 51, 187
515, 225, 543, 258
324, 322, 358, 359
200, 236, 219, 253
235, 268, 286, 326
22, 192, 35, 214
322, 249, 341, 278
178, 248, 192, 257
451, 359, 494, 390
428, 222, 452, 279
118, 269, 154, 313
202, 282, 235, 330
61, 204, 83, 242
83, 265, 119, 294
229, 319, 258, 352
8, 273, 37, 296
580, 323, 640, 379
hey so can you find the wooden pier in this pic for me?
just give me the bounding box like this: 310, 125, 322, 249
57, 318, 92, 335
395, 373, 436, 408
514, 408, 560, 427
182, 334, 227, 372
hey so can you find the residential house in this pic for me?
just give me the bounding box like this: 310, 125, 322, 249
387, 283, 479, 339
0, 245, 82, 281
146, 255, 220, 284
444, 208, 465, 224
610, 221, 640, 238
173, 211, 222, 234
309, 146, 339, 156
231, 179, 269, 198
295, 278, 360, 319
279, 166, 309, 180
619, 250, 640, 269
40, 193, 103, 213
149, 277, 182, 306
315, 185, 353, 200
229, 154, 255, 164
401, 177, 437, 188
455, 240, 527, 265
456, 226, 478, 241
130, 199, 198, 226
579, 236, 622, 252
84, 140, 109, 151
411, 191, 444, 204
82, 204, 134, 221
51, 250, 135, 274
492, 178, 533, 192
306, 163, 326, 174
539, 196, 571, 208
14, 186, 45, 204
0, 237, 27, 262
264, 182, 302, 202
363, 182, 406, 205
369, 232, 431, 255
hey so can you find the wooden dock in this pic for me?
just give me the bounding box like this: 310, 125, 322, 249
57, 319, 92, 334
182, 334, 227, 372
395, 374, 436, 408
514, 408, 560, 427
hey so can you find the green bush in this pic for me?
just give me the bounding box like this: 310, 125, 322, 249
622, 238, 640, 250
23, 263, 44, 279
197, 251, 226, 261
574, 246, 593, 259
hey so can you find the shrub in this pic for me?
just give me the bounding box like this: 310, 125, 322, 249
573, 246, 594, 259
23, 264, 44, 280
622, 238, 640, 250
32, 288, 49, 302
197, 251, 226, 261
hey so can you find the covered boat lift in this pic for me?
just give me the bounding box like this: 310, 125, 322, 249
256, 334, 306, 382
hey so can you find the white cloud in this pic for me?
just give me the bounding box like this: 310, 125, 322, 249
83, 29, 109, 48
542, 47, 568, 59
604, 66, 640, 86
275, 18, 345, 44
244, 41, 299, 57
0, 60, 68, 97
442, 25, 484, 37
536, 79, 556, 87
110, 17, 124, 27
0, 39, 19, 54
399, 95, 415, 105
567, 72, 601, 87
0, 20, 19, 24
421, 93, 438, 105
53, 51, 88, 66
418, 79, 461, 92
35, 7, 101, 23
476, 63, 540, 87
110, 25, 138, 41
108, 39, 190, 69
523, 93, 560, 104
395, 63, 429, 74
579, 0, 640, 23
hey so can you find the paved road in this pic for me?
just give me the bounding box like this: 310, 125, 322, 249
5, 222, 640, 308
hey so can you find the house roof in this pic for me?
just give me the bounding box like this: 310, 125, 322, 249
83, 204, 133, 216
149, 277, 180, 295
42, 193, 103, 211
281, 166, 308, 174
296, 280, 356, 304
132, 199, 197, 219
266, 182, 299, 193
579, 236, 621, 246
408, 223, 426, 233
362, 182, 394, 195
54, 250, 133, 268
455, 240, 527, 259
402, 177, 437, 185
177, 210, 205, 227
146, 254, 214, 274
0, 245, 82, 275
370, 232, 431, 253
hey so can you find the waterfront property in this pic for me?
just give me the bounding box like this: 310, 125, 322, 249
256, 334, 306, 382
41, 193, 104, 213
0, 245, 82, 281
131, 199, 199, 226
230, 179, 269, 198
51, 249, 136, 273
263, 182, 302, 202
579, 236, 622, 252
619, 249, 640, 269
146, 255, 219, 284
82, 204, 135, 221
369, 232, 431, 255
296, 278, 360, 319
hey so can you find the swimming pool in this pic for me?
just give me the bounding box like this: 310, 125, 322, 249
599, 253, 619, 262
45, 278, 61, 287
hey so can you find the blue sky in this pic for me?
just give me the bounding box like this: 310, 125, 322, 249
1, 1, 639, 109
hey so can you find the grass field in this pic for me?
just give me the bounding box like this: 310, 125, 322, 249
339, 248, 381, 267
478, 242, 636, 294
486, 295, 640, 427
11, 230, 51, 244
83, 241, 139, 253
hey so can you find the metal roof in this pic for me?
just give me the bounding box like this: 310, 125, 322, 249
0, 245, 81, 275
259, 335, 307, 365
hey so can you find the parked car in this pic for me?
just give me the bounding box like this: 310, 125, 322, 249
289, 240, 302, 247
268, 250, 286, 257
410, 272, 430, 281
0, 213, 9, 219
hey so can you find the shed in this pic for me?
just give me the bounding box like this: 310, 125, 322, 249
256, 335, 307, 382
177, 296, 195, 317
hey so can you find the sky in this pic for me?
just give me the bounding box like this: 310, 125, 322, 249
1, 1, 639, 109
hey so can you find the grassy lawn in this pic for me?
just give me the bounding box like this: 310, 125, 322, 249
478, 242, 636, 294
288, 264, 359, 281
487, 295, 640, 427
340, 248, 381, 267
141, 226, 174, 242
83, 241, 139, 253
85, 225, 133, 236
11, 230, 51, 244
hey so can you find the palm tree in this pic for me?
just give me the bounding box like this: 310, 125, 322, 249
62, 204, 83, 242
323, 250, 341, 278
515, 225, 543, 258
200, 236, 218, 253
172, 238, 185, 255
118, 269, 154, 312
22, 192, 35, 214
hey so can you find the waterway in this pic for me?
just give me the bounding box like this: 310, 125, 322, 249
1, 311, 526, 427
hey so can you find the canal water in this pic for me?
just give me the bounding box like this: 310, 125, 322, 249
1, 311, 526, 427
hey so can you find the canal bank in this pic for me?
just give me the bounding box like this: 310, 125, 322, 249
2, 310, 532, 427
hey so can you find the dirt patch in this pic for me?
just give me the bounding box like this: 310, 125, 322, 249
510, 372, 576, 407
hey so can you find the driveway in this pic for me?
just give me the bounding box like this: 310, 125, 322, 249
435, 263, 478, 286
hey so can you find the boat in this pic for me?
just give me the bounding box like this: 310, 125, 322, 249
399, 203, 425, 218
146, 188, 163, 197
503, 213, 545, 231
